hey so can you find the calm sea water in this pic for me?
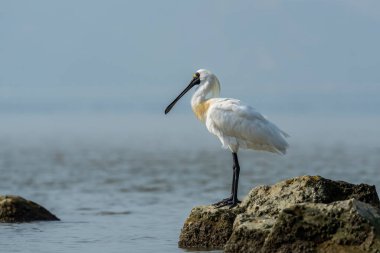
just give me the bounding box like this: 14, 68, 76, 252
0, 113, 379, 253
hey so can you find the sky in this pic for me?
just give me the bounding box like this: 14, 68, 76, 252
0, 1, 380, 145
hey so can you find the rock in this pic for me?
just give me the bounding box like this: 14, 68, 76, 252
227, 199, 380, 253
178, 175, 380, 252
178, 205, 242, 249
0, 195, 59, 222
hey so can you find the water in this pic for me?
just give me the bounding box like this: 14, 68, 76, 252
0, 113, 380, 253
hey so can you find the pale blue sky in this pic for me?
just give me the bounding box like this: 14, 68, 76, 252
0, 1, 380, 144
1, 1, 380, 113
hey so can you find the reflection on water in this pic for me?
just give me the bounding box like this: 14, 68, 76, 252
0, 127, 379, 252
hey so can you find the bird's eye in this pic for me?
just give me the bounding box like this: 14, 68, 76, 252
193, 72, 200, 79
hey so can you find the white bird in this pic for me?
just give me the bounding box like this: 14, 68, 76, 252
165, 69, 289, 207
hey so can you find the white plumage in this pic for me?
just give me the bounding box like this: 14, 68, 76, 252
189, 69, 288, 154
205, 98, 289, 154
165, 69, 289, 207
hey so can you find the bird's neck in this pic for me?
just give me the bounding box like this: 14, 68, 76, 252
191, 84, 208, 105
191, 79, 220, 122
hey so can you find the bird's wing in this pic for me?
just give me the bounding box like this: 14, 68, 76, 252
206, 98, 289, 154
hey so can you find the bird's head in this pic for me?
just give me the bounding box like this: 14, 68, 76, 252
164, 69, 216, 114
196, 69, 220, 98
196, 69, 213, 82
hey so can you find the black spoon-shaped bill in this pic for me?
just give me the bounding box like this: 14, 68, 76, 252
164, 76, 200, 114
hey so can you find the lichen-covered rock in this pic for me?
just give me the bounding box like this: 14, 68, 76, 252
178, 175, 380, 253
242, 175, 380, 217
0, 195, 59, 222
226, 199, 380, 253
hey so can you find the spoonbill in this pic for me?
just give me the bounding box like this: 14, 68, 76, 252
164, 69, 289, 208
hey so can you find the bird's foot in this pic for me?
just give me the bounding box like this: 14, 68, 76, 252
212, 197, 232, 207
213, 197, 241, 208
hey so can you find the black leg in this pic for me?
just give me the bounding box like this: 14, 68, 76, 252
231, 152, 240, 207
213, 152, 241, 208
230, 164, 236, 198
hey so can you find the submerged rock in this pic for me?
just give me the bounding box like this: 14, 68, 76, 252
178, 175, 380, 252
0, 195, 59, 222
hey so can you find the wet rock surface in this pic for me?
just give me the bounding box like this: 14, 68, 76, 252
0, 195, 59, 222
178, 175, 380, 252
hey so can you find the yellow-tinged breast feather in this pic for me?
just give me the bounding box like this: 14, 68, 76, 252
193, 101, 211, 122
